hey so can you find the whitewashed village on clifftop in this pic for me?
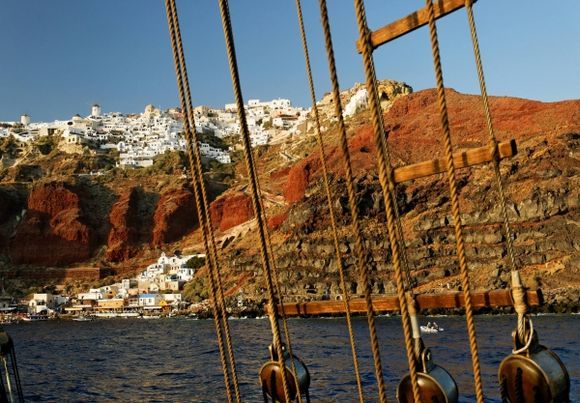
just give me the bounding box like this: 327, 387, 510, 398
0, 97, 312, 169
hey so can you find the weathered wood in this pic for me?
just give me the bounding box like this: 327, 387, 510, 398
393, 140, 517, 183
275, 289, 542, 316
356, 0, 477, 53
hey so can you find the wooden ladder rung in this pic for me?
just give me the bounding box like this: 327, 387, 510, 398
393, 139, 517, 183
356, 0, 477, 53
275, 289, 542, 317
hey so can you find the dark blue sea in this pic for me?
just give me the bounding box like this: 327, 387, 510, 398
4, 314, 578, 402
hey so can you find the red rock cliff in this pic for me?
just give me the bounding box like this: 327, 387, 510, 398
281, 89, 580, 203
9, 182, 95, 266
106, 187, 146, 262
209, 192, 254, 232
151, 187, 197, 246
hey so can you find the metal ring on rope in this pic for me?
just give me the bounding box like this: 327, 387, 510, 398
259, 343, 311, 403
512, 318, 533, 355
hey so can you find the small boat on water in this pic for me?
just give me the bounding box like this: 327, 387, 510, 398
93, 312, 141, 318
22, 314, 49, 322
72, 316, 94, 322
420, 322, 444, 334
141, 315, 161, 319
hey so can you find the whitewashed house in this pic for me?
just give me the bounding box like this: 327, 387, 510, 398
343, 88, 368, 117
77, 290, 103, 305
28, 293, 68, 314
138, 294, 162, 307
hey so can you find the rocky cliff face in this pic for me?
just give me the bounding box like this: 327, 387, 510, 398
9, 182, 96, 266
106, 187, 149, 262
0, 186, 26, 250
151, 187, 197, 246
316, 79, 413, 121
1, 179, 205, 270
209, 192, 254, 232
220, 90, 580, 309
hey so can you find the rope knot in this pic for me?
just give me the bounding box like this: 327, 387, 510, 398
512, 285, 527, 316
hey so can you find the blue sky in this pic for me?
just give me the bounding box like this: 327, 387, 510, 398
0, 0, 578, 122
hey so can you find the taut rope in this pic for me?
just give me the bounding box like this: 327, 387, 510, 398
216, 0, 292, 400
263, 205, 304, 402
164, 1, 240, 401
424, 0, 484, 401
319, 0, 419, 400
352, 0, 423, 401
463, 0, 527, 343
294, 1, 365, 401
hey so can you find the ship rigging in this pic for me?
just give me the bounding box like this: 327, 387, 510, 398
0, 1, 572, 402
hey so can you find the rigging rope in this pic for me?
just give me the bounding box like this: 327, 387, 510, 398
463, 0, 527, 343
168, 0, 242, 396
165, 1, 240, 401
317, 0, 391, 398
424, 0, 484, 401
216, 0, 292, 400
261, 189, 304, 402
368, 60, 415, 292
352, 1, 424, 401
294, 1, 365, 401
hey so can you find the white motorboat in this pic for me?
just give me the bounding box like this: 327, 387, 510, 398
420, 323, 444, 334
141, 315, 161, 319
22, 315, 48, 322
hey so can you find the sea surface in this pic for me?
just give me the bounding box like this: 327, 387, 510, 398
4, 314, 578, 402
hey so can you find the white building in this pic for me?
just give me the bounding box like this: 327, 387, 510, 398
138, 252, 198, 285
343, 88, 368, 117
28, 293, 68, 314
77, 290, 103, 303
138, 294, 162, 307
162, 293, 182, 304
251, 131, 270, 146
91, 104, 101, 117
269, 99, 291, 109
20, 114, 30, 127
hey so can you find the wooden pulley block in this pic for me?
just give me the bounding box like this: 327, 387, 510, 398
397, 348, 458, 403
259, 344, 310, 403
498, 322, 570, 402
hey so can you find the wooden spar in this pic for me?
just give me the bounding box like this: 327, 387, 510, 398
356, 0, 477, 53
274, 289, 542, 317
393, 139, 517, 183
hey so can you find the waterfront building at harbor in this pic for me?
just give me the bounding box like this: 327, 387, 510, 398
28, 293, 68, 314
62, 251, 195, 316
